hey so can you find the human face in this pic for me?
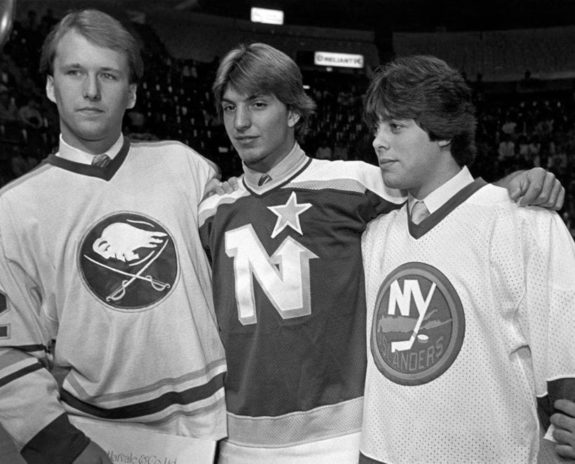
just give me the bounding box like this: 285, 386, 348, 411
221, 86, 299, 173
46, 30, 136, 154
372, 118, 458, 199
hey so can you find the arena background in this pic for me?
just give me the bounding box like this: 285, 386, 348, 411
1, 0, 575, 461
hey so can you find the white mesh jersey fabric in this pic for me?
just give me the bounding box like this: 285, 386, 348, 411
360, 183, 575, 464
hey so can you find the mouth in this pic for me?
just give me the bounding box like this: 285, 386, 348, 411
234, 135, 258, 145
77, 108, 104, 115
378, 158, 396, 167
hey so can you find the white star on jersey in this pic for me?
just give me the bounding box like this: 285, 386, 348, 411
268, 191, 312, 239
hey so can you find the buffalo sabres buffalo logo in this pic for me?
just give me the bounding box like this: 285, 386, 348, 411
371, 262, 465, 386
79, 213, 178, 310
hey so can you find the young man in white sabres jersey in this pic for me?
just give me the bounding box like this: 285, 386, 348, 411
0, 10, 226, 463
198, 43, 566, 464
361, 55, 575, 463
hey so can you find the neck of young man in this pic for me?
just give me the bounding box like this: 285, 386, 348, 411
61, 130, 121, 155
411, 157, 462, 200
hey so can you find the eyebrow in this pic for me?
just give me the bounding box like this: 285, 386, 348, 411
60, 63, 122, 73
222, 93, 270, 103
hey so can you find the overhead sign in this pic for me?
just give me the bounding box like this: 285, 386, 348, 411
251, 7, 284, 25
314, 51, 364, 69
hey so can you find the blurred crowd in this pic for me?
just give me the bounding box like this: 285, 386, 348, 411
1, 9, 575, 236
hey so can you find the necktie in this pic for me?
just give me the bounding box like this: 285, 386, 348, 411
258, 174, 271, 186
92, 154, 111, 168
410, 200, 430, 224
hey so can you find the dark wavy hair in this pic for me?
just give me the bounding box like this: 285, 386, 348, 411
364, 55, 477, 166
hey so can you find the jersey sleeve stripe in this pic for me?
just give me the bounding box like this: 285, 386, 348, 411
198, 190, 249, 227
21, 413, 90, 464
0, 362, 43, 388
6, 344, 48, 353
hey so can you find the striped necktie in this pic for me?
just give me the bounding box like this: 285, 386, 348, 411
410, 200, 430, 224
92, 154, 111, 168
258, 174, 271, 186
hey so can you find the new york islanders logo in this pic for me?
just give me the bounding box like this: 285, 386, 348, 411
371, 262, 465, 385
79, 213, 178, 310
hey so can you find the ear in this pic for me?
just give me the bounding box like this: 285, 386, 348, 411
127, 83, 137, 110
46, 75, 56, 104
287, 109, 300, 128
438, 139, 451, 148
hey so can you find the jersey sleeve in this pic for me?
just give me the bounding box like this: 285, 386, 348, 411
198, 179, 248, 264
198, 203, 215, 264
0, 213, 89, 462
184, 144, 221, 202
357, 162, 405, 222
518, 210, 575, 419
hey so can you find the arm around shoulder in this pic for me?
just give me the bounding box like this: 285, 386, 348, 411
495, 167, 565, 210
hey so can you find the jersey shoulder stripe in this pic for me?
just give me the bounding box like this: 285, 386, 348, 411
199, 186, 250, 227
298, 159, 404, 204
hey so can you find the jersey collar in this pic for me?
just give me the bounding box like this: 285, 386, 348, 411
242, 143, 308, 193
408, 177, 488, 239
45, 136, 130, 181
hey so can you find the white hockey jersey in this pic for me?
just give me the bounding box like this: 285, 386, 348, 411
199, 149, 405, 464
360, 179, 575, 464
0, 139, 227, 461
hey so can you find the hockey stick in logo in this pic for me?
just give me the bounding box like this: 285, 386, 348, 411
391, 282, 436, 352
83, 239, 170, 302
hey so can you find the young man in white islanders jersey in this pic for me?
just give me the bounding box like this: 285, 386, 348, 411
199, 43, 566, 464
361, 55, 575, 463
0, 10, 226, 463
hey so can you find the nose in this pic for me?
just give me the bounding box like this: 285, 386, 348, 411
233, 106, 250, 131
372, 125, 390, 153
83, 74, 101, 101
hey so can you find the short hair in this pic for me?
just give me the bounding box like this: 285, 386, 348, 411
212, 43, 316, 137
40, 9, 143, 84
364, 55, 477, 166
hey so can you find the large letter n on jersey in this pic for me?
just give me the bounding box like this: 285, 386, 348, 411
226, 224, 318, 325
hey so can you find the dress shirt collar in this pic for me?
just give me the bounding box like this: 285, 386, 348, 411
408, 165, 474, 214
56, 134, 124, 165
243, 143, 307, 189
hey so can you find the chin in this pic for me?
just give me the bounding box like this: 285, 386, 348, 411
241, 153, 265, 165
379, 174, 401, 190
235, 148, 257, 161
